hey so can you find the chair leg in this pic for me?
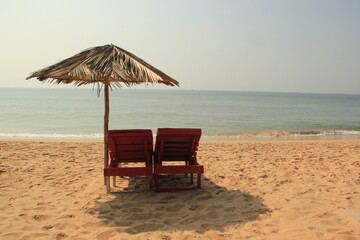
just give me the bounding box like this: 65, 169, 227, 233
197, 173, 201, 188
190, 174, 194, 184
113, 176, 116, 187
149, 176, 153, 190
106, 176, 111, 193
154, 175, 159, 191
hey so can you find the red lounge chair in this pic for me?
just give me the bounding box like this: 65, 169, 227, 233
104, 129, 153, 193
154, 128, 204, 191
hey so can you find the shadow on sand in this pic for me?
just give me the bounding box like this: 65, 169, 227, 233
92, 175, 269, 234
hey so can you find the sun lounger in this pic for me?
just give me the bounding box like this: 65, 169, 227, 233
104, 129, 153, 192
153, 128, 204, 191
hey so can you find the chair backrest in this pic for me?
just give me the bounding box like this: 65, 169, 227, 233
155, 128, 202, 164
107, 129, 153, 166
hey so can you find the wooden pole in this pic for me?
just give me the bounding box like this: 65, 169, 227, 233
104, 82, 110, 187
104, 82, 110, 167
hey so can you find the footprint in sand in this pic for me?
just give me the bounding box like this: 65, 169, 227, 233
54, 232, 67, 240
42, 225, 54, 230
54, 222, 80, 231
32, 214, 51, 221
189, 204, 201, 211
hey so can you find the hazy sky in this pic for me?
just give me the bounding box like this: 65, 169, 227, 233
1, 0, 359, 94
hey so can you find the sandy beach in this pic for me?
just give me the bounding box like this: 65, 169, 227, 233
0, 139, 359, 240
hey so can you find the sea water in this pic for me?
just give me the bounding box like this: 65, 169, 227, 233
1, 88, 360, 140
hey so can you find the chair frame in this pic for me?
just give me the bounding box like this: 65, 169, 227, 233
153, 128, 204, 191
104, 129, 153, 193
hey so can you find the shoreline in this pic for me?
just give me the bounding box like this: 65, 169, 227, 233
1, 133, 360, 142
2, 138, 360, 143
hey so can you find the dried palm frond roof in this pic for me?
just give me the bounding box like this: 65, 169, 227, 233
26, 44, 179, 88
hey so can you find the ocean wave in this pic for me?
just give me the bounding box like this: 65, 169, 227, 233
1, 130, 360, 140
288, 130, 360, 136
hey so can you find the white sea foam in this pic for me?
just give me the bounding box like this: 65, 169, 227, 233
1, 130, 360, 141
292, 130, 360, 136
331, 130, 360, 135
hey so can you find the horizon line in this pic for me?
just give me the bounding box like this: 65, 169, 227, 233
0, 86, 359, 96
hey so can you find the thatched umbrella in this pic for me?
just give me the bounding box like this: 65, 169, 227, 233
26, 44, 178, 174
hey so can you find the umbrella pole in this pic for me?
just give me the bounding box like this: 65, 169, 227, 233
104, 82, 110, 189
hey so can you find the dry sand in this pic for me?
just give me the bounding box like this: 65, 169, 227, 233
0, 140, 359, 240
